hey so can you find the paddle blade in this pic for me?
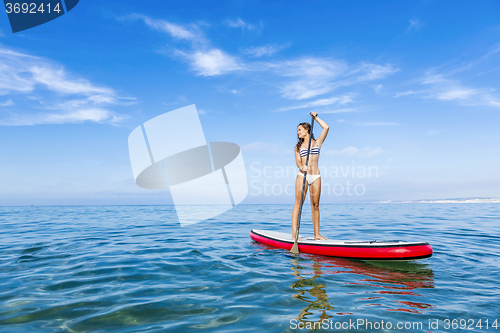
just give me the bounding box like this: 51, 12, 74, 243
290, 241, 299, 254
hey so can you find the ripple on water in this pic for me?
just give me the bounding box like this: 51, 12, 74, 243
0, 204, 499, 332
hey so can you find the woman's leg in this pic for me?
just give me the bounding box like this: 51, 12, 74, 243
309, 177, 327, 240
292, 174, 308, 240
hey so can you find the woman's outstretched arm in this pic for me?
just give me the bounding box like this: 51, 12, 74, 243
310, 112, 329, 148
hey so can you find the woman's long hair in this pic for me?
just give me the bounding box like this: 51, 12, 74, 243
296, 122, 315, 153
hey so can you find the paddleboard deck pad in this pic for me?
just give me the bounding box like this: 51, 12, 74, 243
250, 229, 432, 260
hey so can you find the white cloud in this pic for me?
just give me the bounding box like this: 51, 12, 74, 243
436, 88, 482, 101
0, 109, 127, 126
449, 43, 500, 75
243, 43, 290, 58
128, 14, 205, 43
0, 47, 130, 126
400, 45, 500, 109
268, 58, 397, 100
419, 73, 500, 107
280, 80, 334, 100
177, 49, 243, 76
320, 108, 357, 114
30, 66, 113, 96
130, 15, 398, 99
277, 58, 346, 78
408, 18, 422, 31
269, 57, 348, 100
214, 86, 240, 94
163, 95, 188, 106
484, 95, 500, 107
357, 63, 399, 81
336, 119, 399, 126
224, 18, 258, 32
422, 74, 446, 84
133, 15, 244, 77
394, 90, 417, 98
0, 48, 114, 97
324, 146, 383, 157
309, 96, 353, 107
0, 99, 14, 107
276, 95, 353, 111
0, 49, 39, 94
394, 75, 497, 107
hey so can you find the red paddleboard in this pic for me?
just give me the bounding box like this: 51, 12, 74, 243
250, 229, 432, 260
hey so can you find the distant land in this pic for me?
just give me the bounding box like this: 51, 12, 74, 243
378, 198, 500, 203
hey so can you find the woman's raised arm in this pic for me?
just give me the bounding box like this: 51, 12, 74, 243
310, 112, 329, 148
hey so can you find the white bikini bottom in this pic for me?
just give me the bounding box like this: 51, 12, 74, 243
298, 172, 321, 185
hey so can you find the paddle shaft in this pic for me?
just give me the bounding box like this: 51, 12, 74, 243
291, 115, 315, 253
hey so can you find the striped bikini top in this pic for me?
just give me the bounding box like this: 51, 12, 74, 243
300, 146, 320, 157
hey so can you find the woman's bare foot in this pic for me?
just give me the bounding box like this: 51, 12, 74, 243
314, 234, 328, 240
292, 235, 302, 242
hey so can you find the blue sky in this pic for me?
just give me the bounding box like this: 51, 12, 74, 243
1, 0, 500, 205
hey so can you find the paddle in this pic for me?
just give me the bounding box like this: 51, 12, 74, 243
290, 113, 315, 254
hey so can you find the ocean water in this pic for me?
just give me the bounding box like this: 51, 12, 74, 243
0, 204, 499, 332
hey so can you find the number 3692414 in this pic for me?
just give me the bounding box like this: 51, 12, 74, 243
5, 3, 62, 14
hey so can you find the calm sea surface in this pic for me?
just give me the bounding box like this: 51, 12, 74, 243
0, 204, 499, 332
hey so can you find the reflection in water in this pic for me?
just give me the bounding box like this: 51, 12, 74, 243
290, 255, 435, 328
291, 260, 334, 324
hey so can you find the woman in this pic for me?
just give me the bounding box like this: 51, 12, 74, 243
292, 111, 329, 241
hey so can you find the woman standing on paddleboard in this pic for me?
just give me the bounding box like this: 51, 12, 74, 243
292, 112, 329, 241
